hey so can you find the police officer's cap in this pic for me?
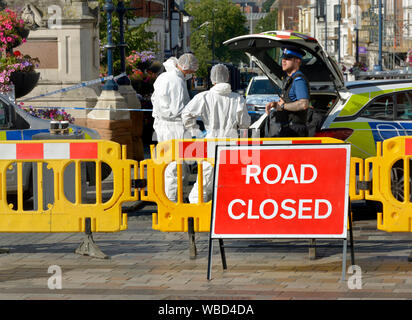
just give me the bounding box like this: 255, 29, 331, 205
280, 46, 305, 59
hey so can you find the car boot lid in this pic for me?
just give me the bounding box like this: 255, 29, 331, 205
224, 31, 345, 92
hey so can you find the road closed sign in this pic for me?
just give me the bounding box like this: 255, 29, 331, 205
211, 144, 351, 239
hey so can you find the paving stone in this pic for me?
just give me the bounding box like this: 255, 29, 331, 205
0, 213, 411, 300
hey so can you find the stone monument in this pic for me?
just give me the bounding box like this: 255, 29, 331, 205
5, 0, 137, 159
7, 0, 101, 127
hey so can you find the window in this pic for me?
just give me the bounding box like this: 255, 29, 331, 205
334, 5, 341, 21
360, 95, 394, 120
395, 92, 412, 120
249, 79, 281, 95
0, 101, 7, 128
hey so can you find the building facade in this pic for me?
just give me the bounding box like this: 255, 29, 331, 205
275, 0, 412, 70
131, 0, 192, 61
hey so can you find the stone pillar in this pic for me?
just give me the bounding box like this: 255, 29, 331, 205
87, 89, 134, 159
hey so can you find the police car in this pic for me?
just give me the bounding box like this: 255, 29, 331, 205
224, 31, 412, 159
244, 75, 281, 123
224, 31, 412, 202
0, 93, 100, 197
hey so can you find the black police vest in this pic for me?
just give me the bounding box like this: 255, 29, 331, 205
276, 71, 310, 125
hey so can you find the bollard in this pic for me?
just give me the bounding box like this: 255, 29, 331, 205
188, 217, 197, 259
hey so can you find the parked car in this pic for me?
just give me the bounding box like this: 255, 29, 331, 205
0, 94, 101, 197
224, 31, 412, 158
245, 75, 281, 123
224, 30, 412, 201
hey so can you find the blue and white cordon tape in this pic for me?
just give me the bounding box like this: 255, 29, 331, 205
19, 73, 154, 112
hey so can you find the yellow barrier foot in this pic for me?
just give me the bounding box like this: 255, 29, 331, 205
309, 239, 317, 260
0, 248, 10, 254
188, 217, 197, 259
75, 218, 109, 260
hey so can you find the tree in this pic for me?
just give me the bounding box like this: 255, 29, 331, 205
262, 0, 276, 13
98, 0, 158, 74
186, 0, 248, 78
255, 9, 278, 33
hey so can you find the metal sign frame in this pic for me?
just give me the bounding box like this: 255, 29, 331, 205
207, 143, 354, 281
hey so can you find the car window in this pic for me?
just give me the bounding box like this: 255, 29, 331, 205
396, 92, 412, 120
248, 79, 281, 95
360, 95, 394, 120
0, 100, 8, 128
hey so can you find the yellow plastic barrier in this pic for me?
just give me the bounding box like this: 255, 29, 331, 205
140, 137, 345, 233
350, 157, 365, 201
0, 140, 139, 233
364, 137, 412, 232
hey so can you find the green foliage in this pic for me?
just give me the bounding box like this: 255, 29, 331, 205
186, 0, 248, 78
98, 0, 159, 74
255, 9, 278, 33
262, 0, 276, 13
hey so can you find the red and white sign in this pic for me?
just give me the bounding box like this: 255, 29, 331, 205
211, 144, 351, 239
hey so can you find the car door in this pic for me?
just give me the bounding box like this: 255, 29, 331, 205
353, 93, 408, 144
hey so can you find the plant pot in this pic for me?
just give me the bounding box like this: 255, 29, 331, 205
18, 27, 30, 40
10, 71, 40, 98
131, 80, 154, 96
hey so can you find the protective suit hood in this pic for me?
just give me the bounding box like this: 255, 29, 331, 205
210, 82, 232, 95
163, 57, 178, 72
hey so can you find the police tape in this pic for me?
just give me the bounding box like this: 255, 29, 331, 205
19, 73, 127, 102
19, 105, 154, 112
20, 106, 264, 114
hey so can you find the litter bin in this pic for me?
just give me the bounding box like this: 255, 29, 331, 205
32, 130, 87, 210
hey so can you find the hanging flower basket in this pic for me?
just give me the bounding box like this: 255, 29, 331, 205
126, 50, 158, 96
17, 27, 30, 42
0, 8, 40, 98
10, 70, 40, 98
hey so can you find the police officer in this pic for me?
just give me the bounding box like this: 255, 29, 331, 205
265, 46, 310, 137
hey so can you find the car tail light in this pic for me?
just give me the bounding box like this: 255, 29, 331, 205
314, 128, 354, 141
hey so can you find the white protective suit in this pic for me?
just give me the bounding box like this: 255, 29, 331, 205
151, 57, 190, 142
182, 68, 251, 203
151, 57, 192, 201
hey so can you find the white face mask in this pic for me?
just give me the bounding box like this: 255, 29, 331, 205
184, 73, 193, 80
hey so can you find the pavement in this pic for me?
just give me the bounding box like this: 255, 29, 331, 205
0, 201, 411, 302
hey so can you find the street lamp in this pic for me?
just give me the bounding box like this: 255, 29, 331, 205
193, 10, 216, 64
337, 3, 341, 63
377, 0, 383, 71
102, 0, 118, 91
196, 21, 211, 30
355, 0, 359, 63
